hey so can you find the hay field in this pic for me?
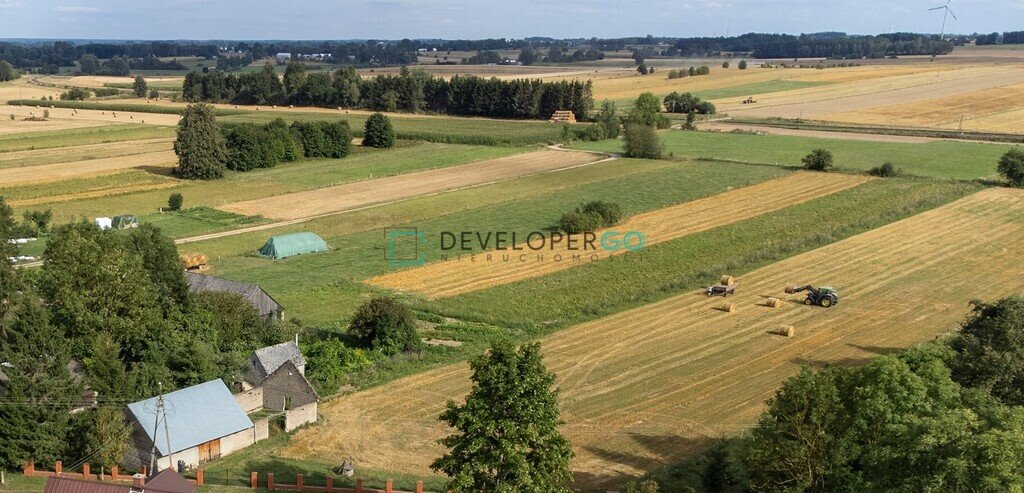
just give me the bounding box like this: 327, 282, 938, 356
283, 187, 1024, 486
367, 172, 870, 298
0, 138, 173, 169
0, 104, 180, 136
0, 150, 176, 186
220, 149, 607, 220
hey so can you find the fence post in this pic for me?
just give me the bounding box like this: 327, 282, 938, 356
296, 473, 303, 491
111, 465, 119, 481
140, 465, 147, 477
267, 472, 275, 491
54, 461, 62, 475
416, 480, 423, 493
82, 463, 90, 479
355, 477, 362, 493
325, 476, 333, 493
250, 471, 258, 490
22, 461, 34, 476
196, 469, 204, 486
386, 479, 393, 493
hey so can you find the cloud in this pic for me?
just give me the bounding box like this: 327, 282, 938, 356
0, 0, 22, 8
53, 5, 98, 13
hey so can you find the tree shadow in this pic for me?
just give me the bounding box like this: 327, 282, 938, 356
575, 433, 716, 490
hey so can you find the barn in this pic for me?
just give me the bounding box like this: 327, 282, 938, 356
184, 271, 284, 320
124, 379, 264, 471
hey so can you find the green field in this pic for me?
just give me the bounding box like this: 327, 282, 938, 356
0, 138, 171, 169
199, 160, 790, 323
696, 79, 827, 100
0, 124, 174, 152
0, 170, 172, 203
425, 178, 978, 329
571, 130, 1013, 181
104, 80, 184, 91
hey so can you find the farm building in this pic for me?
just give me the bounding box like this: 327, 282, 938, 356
184, 271, 284, 320
234, 341, 319, 431
258, 232, 328, 259
43, 469, 194, 493
111, 215, 138, 229
124, 379, 266, 471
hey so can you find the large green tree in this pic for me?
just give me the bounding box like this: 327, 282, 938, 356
0, 60, 18, 82
173, 103, 227, 180
133, 75, 148, 97
362, 112, 396, 148
949, 296, 1024, 405
628, 92, 663, 127
347, 296, 421, 355
283, 61, 307, 96
126, 224, 190, 314
997, 147, 1024, 187
432, 341, 573, 493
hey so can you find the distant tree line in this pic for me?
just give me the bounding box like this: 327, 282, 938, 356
671, 32, 953, 58
0, 40, 216, 70
974, 31, 1024, 45
182, 63, 594, 120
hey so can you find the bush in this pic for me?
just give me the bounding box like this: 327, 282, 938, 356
291, 120, 351, 158
43, 109, 50, 119
303, 339, 373, 394
623, 124, 663, 159
869, 162, 901, 177
362, 112, 396, 148
60, 87, 91, 101
572, 124, 606, 142
93, 88, 120, 97
167, 193, 183, 211
595, 100, 620, 139
802, 148, 834, 171
997, 147, 1024, 187
738, 60, 748, 69
348, 296, 422, 356
148, 89, 160, 99
224, 123, 275, 171
559, 210, 605, 234
580, 200, 623, 226
722, 61, 730, 68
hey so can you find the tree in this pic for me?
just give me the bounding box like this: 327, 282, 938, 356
949, 296, 1024, 405
78, 54, 100, 74
802, 148, 834, 171
628, 92, 663, 128
738, 60, 748, 70
595, 100, 620, 139
624, 479, 659, 493
702, 441, 737, 492
167, 193, 183, 211
622, 124, 663, 159
432, 341, 573, 493
997, 147, 1024, 187
579, 201, 622, 226
363, 112, 396, 148
148, 88, 160, 99
0, 60, 18, 82
133, 75, 147, 97
126, 224, 190, 312
303, 339, 372, 394
82, 407, 132, 470
173, 103, 227, 180
348, 296, 421, 355
518, 46, 537, 65
283, 61, 307, 96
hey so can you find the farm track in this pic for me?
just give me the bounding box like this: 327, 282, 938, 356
0, 150, 177, 186
367, 172, 871, 298
219, 149, 611, 220
283, 187, 1024, 487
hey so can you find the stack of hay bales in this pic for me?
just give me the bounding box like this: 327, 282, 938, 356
720, 275, 735, 286
180, 253, 209, 271
777, 325, 795, 337
766, 297, 783, 308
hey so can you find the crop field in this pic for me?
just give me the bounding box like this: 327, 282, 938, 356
283, 186, 1022, 487
0, 124, 174, 152
0, 137, 173, 169
219, 149, 607, 220
367, 172, 870, 298
0, 150, 177, 186
572, 130, 1014, 181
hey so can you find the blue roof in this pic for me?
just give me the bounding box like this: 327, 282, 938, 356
127, 379, 253, 457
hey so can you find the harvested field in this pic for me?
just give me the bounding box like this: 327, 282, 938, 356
823, 82, 1024, 130
0, 104, 182, 129
284, 187, 1024, 486
220, 149, 608, 220
0, 170, 177, 206
367, 173, 870, 298
0, 124, 174, 152
0, 138, 173, 169
0, 150, 176, 186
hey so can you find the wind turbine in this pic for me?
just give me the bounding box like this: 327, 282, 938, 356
928, 0, 957, 40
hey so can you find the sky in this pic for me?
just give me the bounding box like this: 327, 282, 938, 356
0, 0, 1020, 40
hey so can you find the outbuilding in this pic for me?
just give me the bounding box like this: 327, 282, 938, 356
184, 271, 284, 320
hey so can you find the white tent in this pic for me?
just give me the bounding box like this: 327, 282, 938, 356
94, 217, 112, 230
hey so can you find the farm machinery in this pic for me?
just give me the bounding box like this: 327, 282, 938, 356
786, 285, 839, 307
742, 97, 758, 104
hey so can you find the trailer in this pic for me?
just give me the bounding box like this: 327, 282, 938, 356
706, 284, 737, 297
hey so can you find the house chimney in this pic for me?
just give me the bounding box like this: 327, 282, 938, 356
132, 473, 145, 488
294, 333, 299, 345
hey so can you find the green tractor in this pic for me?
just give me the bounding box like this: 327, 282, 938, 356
786, 285, 839, 308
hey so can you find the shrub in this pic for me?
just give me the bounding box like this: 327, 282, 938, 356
42, 109, 49, 119
869, 162, 901, 177
739, 60, 748, 69
573, 124, 606, 142
559, 210, 605, 234
60, 87, 91, 101
723, 61, 730, 68
291, 120, 351, 158
167, 193, 183, 211
595, 100, 620, 139
997, 147, 1024, 187
348, 296, 422, 356
224, 123, 275, 171
580, 200, 623, 226
802, 148, 834, 171
623, 124, 663, 159
148, 89, 160, 99
303, 339, 373, 394
94, 88, 120, 97
363, 112, 396, 148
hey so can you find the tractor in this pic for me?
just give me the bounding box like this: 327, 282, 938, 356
787, 285, 839, 308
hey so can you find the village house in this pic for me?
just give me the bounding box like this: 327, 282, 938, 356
234, 341, 320, 431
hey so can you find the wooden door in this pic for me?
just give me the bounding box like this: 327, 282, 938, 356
198, 439, 221, 463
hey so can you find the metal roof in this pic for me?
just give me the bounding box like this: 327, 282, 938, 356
184, 271, 261, 299
127, 379, 253, 457
252, 341, 305, 377
143, 469, 196, 493
43, 476, 179, 493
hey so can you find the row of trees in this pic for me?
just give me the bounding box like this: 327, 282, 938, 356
182, 63, 595, 120
670, 32, 954, 58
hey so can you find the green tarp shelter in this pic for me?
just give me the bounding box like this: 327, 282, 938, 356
111, 215, 138, 229
259, 232, 328, 259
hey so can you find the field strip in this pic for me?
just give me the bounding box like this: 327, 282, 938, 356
0, 150, 177, 186
366, 172, 871, 299
821, 82, 1024, 129
283, 187, 1024, 486
219, 149, 610, 221
0, 138, 174, 169
6, 181, 179, 207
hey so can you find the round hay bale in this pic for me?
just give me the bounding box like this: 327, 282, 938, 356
766, 297, 782, 308
289, 104, 294, 108
721, 303, 737, 313
720, 275, 735, 286
779, 325, 795, 337
785, 285, 799, 294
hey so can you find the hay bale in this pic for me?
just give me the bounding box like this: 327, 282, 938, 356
778, 325, 795, 337
785, 285, 800, 294
179, 253, 209, 270
766, 297, 782, 308
720, 302, 737, 313
720, 275, 735, 286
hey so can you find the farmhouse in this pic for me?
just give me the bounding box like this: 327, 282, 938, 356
124, 379, 266, 471
235, 341, 319, 431
275, 52, 292, 61
184, 271, 284, 320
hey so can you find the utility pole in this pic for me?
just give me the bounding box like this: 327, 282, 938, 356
958, 113, 965, 137
148, 382, 172, 475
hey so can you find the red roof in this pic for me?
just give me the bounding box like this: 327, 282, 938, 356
43, 476, 182, 493
143, 469, 196, 493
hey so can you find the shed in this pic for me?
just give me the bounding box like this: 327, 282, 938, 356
125, 379, 259, 470
258, 232, 327, 259
245, 340, 306, 386
184, 271, 284, 320
111, 215, 139, 229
